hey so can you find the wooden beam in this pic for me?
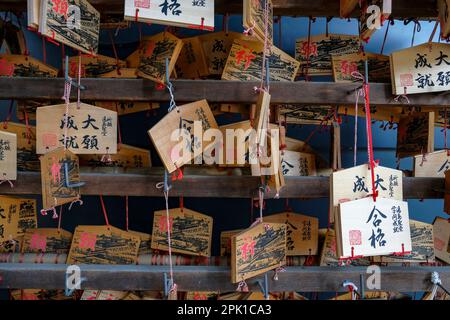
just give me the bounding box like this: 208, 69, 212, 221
0, 170, 443, 199
0, 0, 438, 18
0, 263, 448, 291
2, 78, 450, 106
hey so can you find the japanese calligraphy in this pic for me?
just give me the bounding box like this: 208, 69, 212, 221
160, 0, 182, 16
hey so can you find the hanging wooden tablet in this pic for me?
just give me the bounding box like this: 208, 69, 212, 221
199, 31, 247, 76
243, 0, 274, 44
0, 130, 17, 181
413, 150, 450, 177
0, 196, 37, 253
94, 101, 160, 116
264, 212, 319, 256
40, 147, 82, 210
219, 120, 257, 167
372, 220, 434, 263
330, 164, 403, 223
148, 99, 218, 173
231, 222, 286, 283
39, 0, 100, 54
284, 137, 314, 153
396, 112, 434, 159
21, 228, 73, 254
68, 54, 127, 78
79, 144, 151, 168
222, 39, 300, 82
295, 34, 360, 77
0, 54, 58, 77
36, 102, 118, 154
359, 1, 391, 42
336, 197, 412, 258
151, 207, 213, 257
124, 0, 214, 30
220, 229, 243, 256
2, 122, 39, 172
27, 0, 41, 28
253, 90, 270, 146
276, 105, 333, 125
332, 52, 390, 83
340, 0, 359, 17
136, 32, 183, 84
390, 43, 450, 95
281, 150, 316, 176
175, 36, 209, 79
67, 225, 141, 264
128, 230, 153, 255
432, 216, 450, 264
439, 0, 450, 39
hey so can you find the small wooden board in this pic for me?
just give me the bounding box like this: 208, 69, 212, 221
148, 99, 218, 173
276, 105, 333, 125
219, 120, 257, 167
128, 230, 152, 255
220, 229, 243, 256
0, 54, 58, 77
332, 52, 390, 83
337, 197, 412, 258
151, 207, 213, 257
124, 0, 214, 30
396, 112, 434, 159
414, 150, 450, 177
439, 0, 450, 39
390, 42, 450, 95
264, 212, 319, 256
21, 228, 73, 254
39, 147, 81, 210
67, 225, 141, 264
2, 122, 39, 172
136, 32, 184, 84
295, 34, 360, 77
39, 0, 100, 54
0, 130, 17, 180
243, 0, 273, 44
231, 222, 286, 283
36, 102, 118, 155
281, 150, 316, 176
79, 143, 151, 168
68, 54, 127, 78
175, 36, 209, 79
222, 39, 299, 82
432, 216, 450, 264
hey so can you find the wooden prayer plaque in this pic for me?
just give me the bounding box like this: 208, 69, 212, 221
243, 0, 274, 44
359, 1, 391, 42
94, 101, 160, 116
21, 228, 73, 254
199, 31, 247, 75
390, 43, 450, 95
0, 196, 37, 252
396, 112, 434, 159
128, 230, 152, 255
295, 34, 360, 77
281, 150, 316, 176
175, 36, 209, 79
0, 130, 17, 181
36, 102, 118, 155
372, 220, 434, 263
438, 0, 450, 39
148, 99, 218, 173
219, 120, 257, 167
2, 122, 39, 172
68, 54, 127, 78
220, 229, 243, 256
340, 0, 359, 17
432, 216, 450, 264
276, 105, 333, 125
414, 150, 450, 177
336, 197, 412, 258
39, 0, 100, 54
79, 144, 151, 168
332, 52, 390, 83
0, 54, 58, 77
67, 225, 141, 264
124, 0, 214, 30
40, 147, 82, 210
231, 222, 286, 283
136, 32, 184, 84
151, 207, 213, 257
330, 164, 403, 223
222, 39, 300, 82
264, 212, 319, 256
27, 0, 41, 28
253, 90, 271, 146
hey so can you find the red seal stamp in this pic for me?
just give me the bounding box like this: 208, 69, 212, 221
349, 230, 362, 246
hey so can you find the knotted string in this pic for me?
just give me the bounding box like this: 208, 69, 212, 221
0, 179, 13, 188
343, 281, 358, 300
40, 207, 57, 219
236, 279, 249, 292
68, 198, 83, 211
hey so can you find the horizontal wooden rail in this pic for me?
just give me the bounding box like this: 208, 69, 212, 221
2, 78, 450, 106
0, 170, 444, 198
0, 0, 438, 18
0, 264, 448, 291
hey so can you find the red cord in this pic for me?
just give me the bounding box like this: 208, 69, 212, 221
99, 195, 110, 226
363, 83, 378, 202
